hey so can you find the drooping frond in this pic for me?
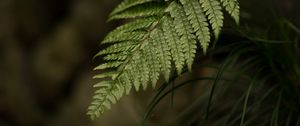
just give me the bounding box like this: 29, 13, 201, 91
200, 0, 224, 38
220, 0, 240, 24
88, 0, 241, 119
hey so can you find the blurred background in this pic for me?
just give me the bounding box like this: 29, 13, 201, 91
0, 0, 299, 126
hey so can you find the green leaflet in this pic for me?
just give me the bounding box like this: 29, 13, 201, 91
87, 80, 128, 120
140, 50, 151, 90
104, 17, 158, 42
221, 0, 240, 24
110, 0, 153, 16
181, 0, 210, 54
89, 0, 240, 119
109, 2, 166, 21
132, 52, 150, 90
93, 71, 118, 79
167, 1, 197, 71
151, 28, 172, 81
127, 63, 142, 91
102, 31, 146, 44
103, 52, 129, 61
143, 40, 161, 88
162, 16, 185, 74
200, 0, 224, 38
118, 71, 132, 95
97, 41, 137, 56
94, 62, 123, 70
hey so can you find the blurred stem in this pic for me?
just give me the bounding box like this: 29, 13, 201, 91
270, 91, 282, 126
240, 79, 254, 126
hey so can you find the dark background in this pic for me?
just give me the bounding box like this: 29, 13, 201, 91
0, 0, 299, 126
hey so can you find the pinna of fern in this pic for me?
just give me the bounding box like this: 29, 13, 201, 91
88, 0, 240, 119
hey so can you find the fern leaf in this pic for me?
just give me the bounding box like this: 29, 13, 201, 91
118, 71, 132, 94
200, 0, 224, 38
130, 52, 150, 90
96, 41, 137, 56
93, 72, 118, 79
110, 0, 152, 16
161, 16, 185, 74
220, 0, 240, 24
89, 0, 241, 120
181, 0, 211, 53
151, 28, 171, 81
94, 62, 123, 70
102, 31, 146, 44
104, 17, 159, 43
109, 2, 166, 21
103, 52, 129, 61
167, 1, 197, 71
88, 80, 129, 120
143, 40, 161, 88
138, 52, 151, 90
127, 59, 143, 91
93, 81, 112, 88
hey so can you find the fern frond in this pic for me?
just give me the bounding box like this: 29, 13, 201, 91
110, 0, 153, 16
181, 0, 211, 53
200, 0, 224, 38
220, 0, 240, 24
167, 1, 197, 71
89, 0, 241, 119
109, 2, 166, 21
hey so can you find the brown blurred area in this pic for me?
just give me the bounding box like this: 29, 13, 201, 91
0, 0, 299, 126
0, 0, 120, 125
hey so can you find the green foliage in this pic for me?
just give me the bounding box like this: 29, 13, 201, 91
88, 0, 240, 119
181, 0, 210, 53
220, 0, 240, 23
200, 0, 224, 38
